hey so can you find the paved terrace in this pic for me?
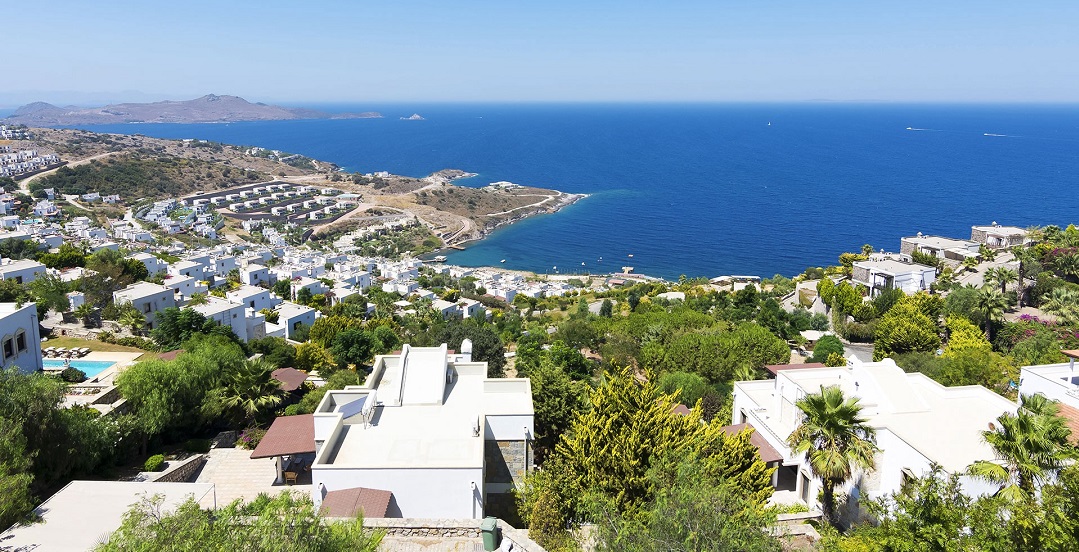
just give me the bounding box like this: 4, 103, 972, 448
194, 447, 310, 506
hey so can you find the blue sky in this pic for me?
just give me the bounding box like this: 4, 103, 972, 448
4, 1, 1078, 106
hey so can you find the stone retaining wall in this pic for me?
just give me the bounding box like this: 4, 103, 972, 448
349, 518, 547, 551
150, 454, 206, 483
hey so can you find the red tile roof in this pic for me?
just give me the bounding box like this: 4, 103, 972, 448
1056, 403, 1079, 445
721, 423, 784, 463
671, 404, 692, 416
249, 414, 315, 459
320, 487, 394, 518
764, 363, 826, 376
271, 367, 308, 392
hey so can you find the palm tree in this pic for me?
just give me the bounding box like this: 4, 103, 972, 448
733, 363, 761, 382
220, 357, 285, 426
968, 394, 1075, 501
1011, 246, 1039, 308
979, 244, 997, 262
118, 309, 146, 336
1042, 288, 1079, 325
962, 256, 980, 274
74, 303, 95, 327
983, 267, 1018, 297
788, 385, 878, 526
975, 286, 1008, 340
1055, 252, 1079, 282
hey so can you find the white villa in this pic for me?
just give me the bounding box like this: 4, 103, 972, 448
732, 358, 1017, 508
900, 233, 980, 261
851, 256, 936, 297
264, 341, 535, 519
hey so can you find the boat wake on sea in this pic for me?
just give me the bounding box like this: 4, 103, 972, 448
983, 133, 1008, 137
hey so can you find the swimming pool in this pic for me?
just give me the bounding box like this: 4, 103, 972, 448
43, 359, 117, 378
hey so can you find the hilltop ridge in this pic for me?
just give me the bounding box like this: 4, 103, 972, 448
3, 94, 381, 126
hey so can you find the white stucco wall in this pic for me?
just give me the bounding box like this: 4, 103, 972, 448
484, 415, 534, 441
313, 466, 485, 518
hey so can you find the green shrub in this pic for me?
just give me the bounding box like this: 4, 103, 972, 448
771, 502, 811, 514
237, 428, 267, 450
144, 454, 165, 472
60, 367, 87, 383
183, 439, 212, 453
283, 404, 303, 416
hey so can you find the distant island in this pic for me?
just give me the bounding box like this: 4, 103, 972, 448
400, 114, 425, 120
3, 94, 382, 126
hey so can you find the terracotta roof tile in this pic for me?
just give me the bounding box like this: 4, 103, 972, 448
320, 487, 393, 518
1056, 403, 1079, 445
249, 414, 315, 459
721, 423, 784, 463
271, 367, 308, 392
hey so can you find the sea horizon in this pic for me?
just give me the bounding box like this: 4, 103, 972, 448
66, 103, 1079, 280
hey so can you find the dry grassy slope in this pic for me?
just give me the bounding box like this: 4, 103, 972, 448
22, 128, 318, 176
34, 153, 271, 200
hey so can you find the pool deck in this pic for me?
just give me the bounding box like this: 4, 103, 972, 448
81, 351, 144, 382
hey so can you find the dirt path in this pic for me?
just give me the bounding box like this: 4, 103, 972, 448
484, 193, 559, 216
20, 151, 120, 192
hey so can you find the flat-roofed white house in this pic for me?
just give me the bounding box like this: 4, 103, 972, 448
226, 285, 281, 312
0, 302, 42, 374
113, 282, 175, 328
128, 252, 167, 276
164, 275, 205, 304
851, 257, 936, 297
971, 224, 1032, 249
272, 301, 316, 341
169, 259, 208, 281
732, 358, 1017, 509
305, 342, 533, 518
241, 263, 271, 286
191, 298, 250, 342
0, 258, 46, 284
900, 233, 980, 261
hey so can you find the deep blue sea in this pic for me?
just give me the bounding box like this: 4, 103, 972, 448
75, 103, 1079, 280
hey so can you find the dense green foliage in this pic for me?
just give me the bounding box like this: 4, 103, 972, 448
588, 455, 781, 552
96, 492, 382, 551
520, 368, 774, 546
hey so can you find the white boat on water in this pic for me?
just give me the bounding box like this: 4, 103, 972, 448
433, 255, 447, 262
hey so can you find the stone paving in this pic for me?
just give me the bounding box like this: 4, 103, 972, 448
193, 447, 310, 506
377, 538, 485, 552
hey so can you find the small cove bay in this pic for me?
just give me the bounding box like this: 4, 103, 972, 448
79, 103, 1079, 280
